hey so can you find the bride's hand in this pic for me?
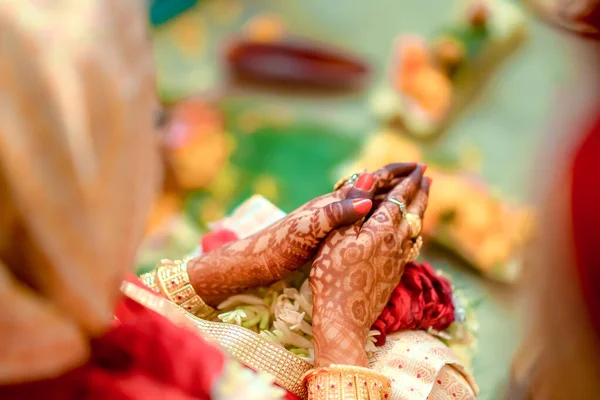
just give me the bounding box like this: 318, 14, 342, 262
186, 163, 417, 305
310, 165, 430, 367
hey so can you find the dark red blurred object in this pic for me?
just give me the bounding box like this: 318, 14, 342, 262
372, 262, 455, 346
572, 114, 600, 348
223, 37, 371, 92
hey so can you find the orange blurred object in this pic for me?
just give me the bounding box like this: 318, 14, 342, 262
243, 13, 286, 43
397, 38, 431, 73
393, 37, 453, 120
163, 99, 231, 191
401, 66, 452, 119
467, 1, 490, 28
146, 99, 231, 235
145, 194, 183, 235
433, 37, 466, 73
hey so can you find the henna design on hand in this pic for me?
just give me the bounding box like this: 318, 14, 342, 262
186, 163, 418, 305
310, 166, 431, 367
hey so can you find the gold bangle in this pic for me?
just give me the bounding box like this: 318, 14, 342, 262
302, 364, 391, 400
139, 259, 216, 319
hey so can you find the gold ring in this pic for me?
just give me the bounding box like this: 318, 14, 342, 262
333, 169, 367, 191
405, 212, 422, 239
384, 197, 407, 218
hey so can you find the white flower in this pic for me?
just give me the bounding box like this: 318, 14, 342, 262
217, 294, 267, 310
271, 320, 314, 349
279, 309, 313, 336
366, 330, 381, 354
218, 309, 247, 326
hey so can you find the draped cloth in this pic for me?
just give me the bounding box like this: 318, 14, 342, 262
0, 0, 160, 384
0, 3, 291, 398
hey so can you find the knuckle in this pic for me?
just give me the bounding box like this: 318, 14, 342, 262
323, 202, 343, 225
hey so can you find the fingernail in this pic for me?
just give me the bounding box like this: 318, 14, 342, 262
352, 199, 372, 214
426, 177, 433, 185
355, 172, 374, 191
421, 164, 427, 172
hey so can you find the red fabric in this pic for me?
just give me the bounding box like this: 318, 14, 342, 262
0, 281, 225, 399
0, 274, 297, 399
372, 262, 455, 346
572, 114, 600, 344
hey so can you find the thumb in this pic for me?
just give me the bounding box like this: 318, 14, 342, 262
313, 171, 375, 237
311, 198, 372, 240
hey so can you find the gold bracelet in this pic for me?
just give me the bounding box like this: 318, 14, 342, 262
139, 259, 216, 319
302, 364, 391, 400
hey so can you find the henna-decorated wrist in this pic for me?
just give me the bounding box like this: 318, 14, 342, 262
314, 338, 370, 367
311, 297, 370, 367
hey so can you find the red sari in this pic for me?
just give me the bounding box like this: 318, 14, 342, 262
0, 275, 298, 400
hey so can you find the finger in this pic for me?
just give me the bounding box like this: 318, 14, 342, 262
387, 164, 426, 205
363, 164, 426, 229
302, 172, 376, 214
311, 198, 373, 239
398, 177, 431, 258
335, 162, 416, 197
372, 162, 418, 191
406, 176, 431, 220
345, 172, 375, 200
380, 177, 402, 193
378, 162, 419, 179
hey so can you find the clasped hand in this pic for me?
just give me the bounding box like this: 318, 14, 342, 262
310, 164, 430, 367
186, 162, 430, 369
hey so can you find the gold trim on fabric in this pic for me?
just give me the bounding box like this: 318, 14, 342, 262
121, 282, 311, 399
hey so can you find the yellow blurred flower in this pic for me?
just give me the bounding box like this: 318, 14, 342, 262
236, 110, 264, 134
209, 163, 241, 203
475, 235, 511, 271
170, 12, 206, 56
200, 197, 226, 224
253, 175, 279, 202
345, 130, 423, 176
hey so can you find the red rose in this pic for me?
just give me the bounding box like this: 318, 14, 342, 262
201, 229, 239, 253
372, 262, 455, 345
